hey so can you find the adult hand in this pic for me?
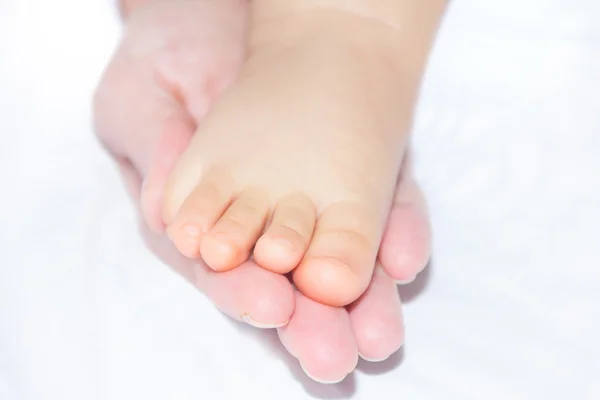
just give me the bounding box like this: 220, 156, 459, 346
94, 0, 430, 383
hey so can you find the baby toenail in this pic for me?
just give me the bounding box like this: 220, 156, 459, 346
208, 233, 233, 249
269, 237, 294, 253
183, 224, 200, 237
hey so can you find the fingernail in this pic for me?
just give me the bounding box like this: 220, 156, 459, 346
358, 352, 390, 363
300, 361, 347, 385
395, 275, 416, 285
240, 314, 288, 329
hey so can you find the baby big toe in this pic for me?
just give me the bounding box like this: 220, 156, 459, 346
292, 203, 379, 307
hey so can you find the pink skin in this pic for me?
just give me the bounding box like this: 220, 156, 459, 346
94, 0, 430, 383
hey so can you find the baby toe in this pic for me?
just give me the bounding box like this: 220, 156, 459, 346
254, 193, 316, 274
200, 189, 270, 271
293, 202, 380, 307
165, 175, 233, 258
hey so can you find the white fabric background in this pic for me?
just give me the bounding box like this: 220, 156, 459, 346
1, 0, 599, 399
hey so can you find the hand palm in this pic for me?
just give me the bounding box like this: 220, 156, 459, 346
93, 0, 431, 383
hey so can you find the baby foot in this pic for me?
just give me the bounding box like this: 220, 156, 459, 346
163, 16, 417, 307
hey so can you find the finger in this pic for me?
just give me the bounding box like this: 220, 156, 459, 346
140, 115, 195, 233
94, 56, 195, 233
378, 153, 431, 283
347, 266, 404, 362
277, 292, 358, 384
115, 156, 143, 205
139, 221, 295, 328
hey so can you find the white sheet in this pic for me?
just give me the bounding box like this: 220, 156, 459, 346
1, 0, 599, 399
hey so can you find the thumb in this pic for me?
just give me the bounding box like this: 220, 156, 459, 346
140, 113, 194, 233
94, 65, 195, 233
